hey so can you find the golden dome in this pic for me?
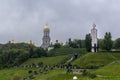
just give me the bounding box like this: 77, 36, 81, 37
29, 40, 32, 45
44, 24, 49, 29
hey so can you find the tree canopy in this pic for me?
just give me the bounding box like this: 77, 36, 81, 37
103, 32, 113, 51
85, 33, 92, 52
113, 38, 120, 49
0, 43, 47, 68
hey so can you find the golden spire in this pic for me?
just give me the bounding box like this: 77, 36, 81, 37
28, 40, 33, 45
29, 40, 32, 45
44, 24, 49, 29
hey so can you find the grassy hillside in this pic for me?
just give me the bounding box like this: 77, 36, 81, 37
72, 52, 120, 68
48, 48, 86, 56
46, 74, 120, 80
0, 68, 120, 80
31, 69, 66, 80
94, 60, 120, 76
46, 74, 90, 80
0, 69, 82, 80
21, 55, 72, 66
0, 68, 39, 80
1, 52, 120, 80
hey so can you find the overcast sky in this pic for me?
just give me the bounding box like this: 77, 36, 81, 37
0, 0, 120, 46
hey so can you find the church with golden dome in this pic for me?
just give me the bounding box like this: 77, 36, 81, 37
41, 24, 51, 50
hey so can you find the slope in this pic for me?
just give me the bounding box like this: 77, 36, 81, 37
72, 52, 120, 68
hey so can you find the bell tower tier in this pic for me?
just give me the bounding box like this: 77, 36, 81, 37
41, 24, 51, 50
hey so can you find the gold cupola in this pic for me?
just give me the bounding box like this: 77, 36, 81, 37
44, 24, 49, 30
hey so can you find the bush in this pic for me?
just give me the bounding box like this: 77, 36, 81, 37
82, 69, 96, 79
86, 65, 99, 69
82, 69, 87, 76
89, 73, 96, 79
28, 70, 32, 74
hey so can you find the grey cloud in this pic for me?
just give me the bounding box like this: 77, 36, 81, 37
0, 0, 120, 46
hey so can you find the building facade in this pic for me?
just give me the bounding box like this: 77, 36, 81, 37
41, 24, 51, 50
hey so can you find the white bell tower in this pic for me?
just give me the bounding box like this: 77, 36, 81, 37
91, 23, 98, 52
41, 24, 51, 50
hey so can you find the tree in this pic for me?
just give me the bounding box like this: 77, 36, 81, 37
54, 40, 61, 49
80, 40, 85, 48
98, 39, 104, 49
68, 38, 72, 47
113, 38, 120, 49
34, 48, 47, 57
54, 43, 61, 49
72, 39, 81, 48
85, 33, 92, 52
103, 32, 113, 51
76, 39, 82, 48
29, 47, 34, 58
67, 38, 83, 48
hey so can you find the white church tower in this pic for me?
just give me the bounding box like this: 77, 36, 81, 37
41, 24, 51, 50
91, 23, 98, 52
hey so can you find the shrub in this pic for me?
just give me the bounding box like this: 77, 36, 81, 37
89, 73, 96, 79
28, 70, 32, 74
82, 69, 96, 79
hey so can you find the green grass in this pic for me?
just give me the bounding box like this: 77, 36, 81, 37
1, 64, 120, 80
0, 68, 39, 80
47, 74, 85, 80
46, 74, 120, 80
72, 52, 120, 68
94, 60, 120, 76
1, 52, 120, 80
0, 68, 120, 80
31, 69, 66, 80
48, 48, 86, 56
32, 69, 120, 80
30, 69, 92, 80
21, 55, 71, 66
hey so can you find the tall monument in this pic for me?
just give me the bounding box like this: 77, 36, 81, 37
41, 24, 51, 50
91, 23, 98, 52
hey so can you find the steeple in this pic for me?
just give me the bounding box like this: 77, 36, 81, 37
91, 23, 98, 52
93, 23, 96, 28
41, 24, 51, 50
28, 40, 33, 45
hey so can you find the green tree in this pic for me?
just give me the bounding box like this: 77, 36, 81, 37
113, 38, 120, 49
68, 38, 72, 47
72, 39, 81, 48
80, 40, 85, 48
54, 40, 62, 49
33, 47, 47, 57
103, 32, 113, 51
98, 39, 104, 50
85, 33, 92, 52
29, 47, 34, 58
54, 43, 61, 49
67, 38, 83, 48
